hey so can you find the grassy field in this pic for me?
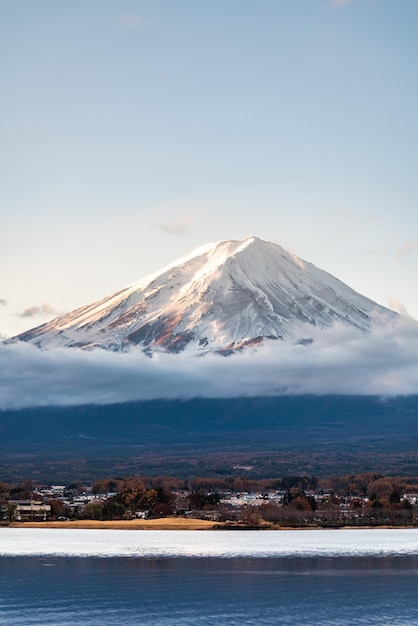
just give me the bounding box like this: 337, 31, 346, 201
11, 518, 223, 530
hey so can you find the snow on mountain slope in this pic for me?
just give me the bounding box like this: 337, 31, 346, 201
12, 237, 398, 352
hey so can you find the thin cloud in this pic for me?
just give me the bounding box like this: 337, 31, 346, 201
19, 304, 59, 319
331, 0, 354, 7
396, 241, 418, 260
156, 215, 196, 235
387, 299, 413, 318
1, 318, 417, 410
114, 13, 145, 31
0, 299, 7, 306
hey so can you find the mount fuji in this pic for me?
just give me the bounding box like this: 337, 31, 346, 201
12, 237, 397, 353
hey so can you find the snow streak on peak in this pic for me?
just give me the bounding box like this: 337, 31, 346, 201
11, 237, 398, 353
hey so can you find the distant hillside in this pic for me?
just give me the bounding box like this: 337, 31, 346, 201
1, 395, 418, 482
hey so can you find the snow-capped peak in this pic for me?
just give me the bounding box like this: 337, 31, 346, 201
11, 237, 398, 353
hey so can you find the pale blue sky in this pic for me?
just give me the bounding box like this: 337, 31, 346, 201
2, 0, 418, 338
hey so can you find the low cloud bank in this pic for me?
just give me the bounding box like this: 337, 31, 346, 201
1, 319, 417, 410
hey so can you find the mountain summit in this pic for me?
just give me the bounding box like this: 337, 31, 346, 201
14, 237, 397, 352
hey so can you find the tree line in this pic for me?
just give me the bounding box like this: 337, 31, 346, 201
1, 472, 418, 527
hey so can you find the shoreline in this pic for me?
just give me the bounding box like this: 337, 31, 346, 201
7, 519, 418, 531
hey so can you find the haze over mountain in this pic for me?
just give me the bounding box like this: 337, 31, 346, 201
12, 237, 397, 353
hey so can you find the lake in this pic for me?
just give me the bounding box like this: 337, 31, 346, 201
1, 528, 418, 625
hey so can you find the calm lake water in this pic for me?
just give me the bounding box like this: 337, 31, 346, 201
1, 529, 418, 625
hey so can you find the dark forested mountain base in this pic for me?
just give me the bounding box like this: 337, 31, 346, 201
1, 395, 417, 482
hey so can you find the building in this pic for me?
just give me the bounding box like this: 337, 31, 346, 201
8, 500, 51, 521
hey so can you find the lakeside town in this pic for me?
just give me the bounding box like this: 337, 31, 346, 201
2, 473, 418, 528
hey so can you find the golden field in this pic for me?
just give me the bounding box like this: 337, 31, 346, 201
11, 518, 223, 530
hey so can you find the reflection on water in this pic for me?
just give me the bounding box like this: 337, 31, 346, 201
1, 554, 418, 625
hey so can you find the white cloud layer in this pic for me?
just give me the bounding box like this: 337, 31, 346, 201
1, 319, 417, 410
114, 13, 145, 31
